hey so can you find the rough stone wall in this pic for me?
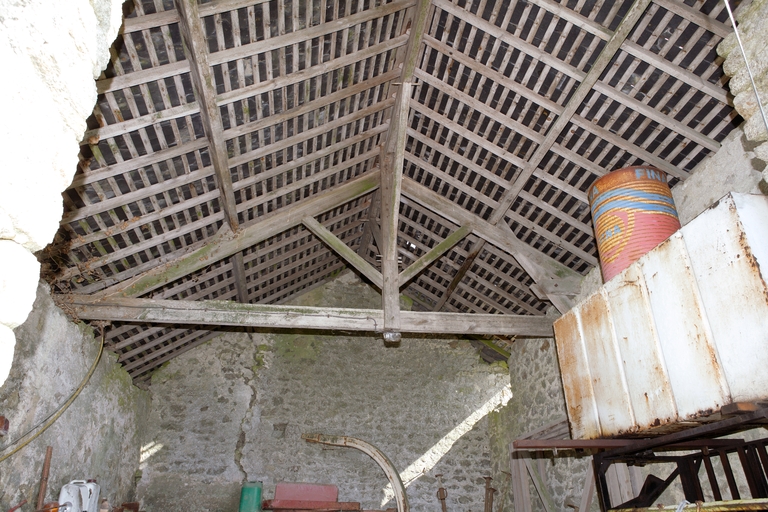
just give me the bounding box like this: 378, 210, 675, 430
671, 127, 764, 226
137, 271, 510, 512
0, 0, 124, 386
0, 282, 149, 510
489, 337, 596, 512
718, 0, 768, 190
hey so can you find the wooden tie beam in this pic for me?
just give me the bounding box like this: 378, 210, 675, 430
62, 295, 555, 337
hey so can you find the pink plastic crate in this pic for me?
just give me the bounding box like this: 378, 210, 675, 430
274, 483, 338, 503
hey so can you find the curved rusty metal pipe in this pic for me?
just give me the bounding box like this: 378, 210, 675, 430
302, 433, 410, 512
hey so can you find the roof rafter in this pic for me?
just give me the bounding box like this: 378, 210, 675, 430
93, 170, 381, 299
490, 0, 656, 224
401, 178, 582, 295
174, 0, 249, 302
527, 0, 730, 104
428, 0, 655, 313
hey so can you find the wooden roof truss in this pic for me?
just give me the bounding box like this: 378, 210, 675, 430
45, 0, 741, 381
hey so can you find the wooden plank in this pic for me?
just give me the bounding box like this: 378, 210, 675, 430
56, 212, 224, 282
82, 103, 200, 144
63, 166, 216, 224
62, 295, 555, 336
302, 216, 384, 289
489, 0, 655, 227
570, 114, 686, 180
580, 466, 596, 512
94, 170, 381, 298
227, 97, 394, 169
401, 178, 582, 295
232, 252, 249, 302
198, 0, 272, 17
408, 98, 527, 170
526, 0, 730, 104
69, 138, 209, 190
122, 11, 180, 34
622, 40, 730, 105
175, 0, 239, 230
381, 82, 412, 339
433, 0, 583, 81
231, 124, 387, 194
66, 189, 220, 250
524, 457, 555, 512
96, 60, 190, 95
421, 33, 562, 116
235, 148, 381, 217
503, 211, 599, 266
398, 224, 471, 287
208, 0, 416, 66
223, 68, 399, 140
592, 81, 720, 152
217, 34, 409, 106
652, 0, 731, 38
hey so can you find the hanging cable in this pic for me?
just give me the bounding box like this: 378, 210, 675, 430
723, 0, 768, 136
0, 328, 106, 464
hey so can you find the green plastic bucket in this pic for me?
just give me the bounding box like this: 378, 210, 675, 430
239, 481, 263, 512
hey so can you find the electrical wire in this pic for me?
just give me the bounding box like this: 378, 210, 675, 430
0, 329, 105, 464
723, 0, 768, 136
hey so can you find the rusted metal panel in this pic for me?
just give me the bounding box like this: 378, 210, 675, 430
580, 290, 634, 436
639, 232, 731, 419
603, 264, 677, 432
682, 194, 768, 402
734, 193, 768, 269
554, 310, 601, 439
555, 193, 768, 438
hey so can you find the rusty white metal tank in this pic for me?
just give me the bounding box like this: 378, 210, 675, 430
555, 193, 768, 439
588, 166, 681, 282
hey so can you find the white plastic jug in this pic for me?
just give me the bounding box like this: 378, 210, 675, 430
70, 480, 100, 512
58, 482, 83, 512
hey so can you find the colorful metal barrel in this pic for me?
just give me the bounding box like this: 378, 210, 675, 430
588, 166, 680, 282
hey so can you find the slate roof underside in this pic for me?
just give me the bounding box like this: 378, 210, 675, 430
42, 0, 742, 382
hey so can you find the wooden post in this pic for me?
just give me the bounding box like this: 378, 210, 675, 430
36, 446, 53, 510
380, 82, 412, 341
